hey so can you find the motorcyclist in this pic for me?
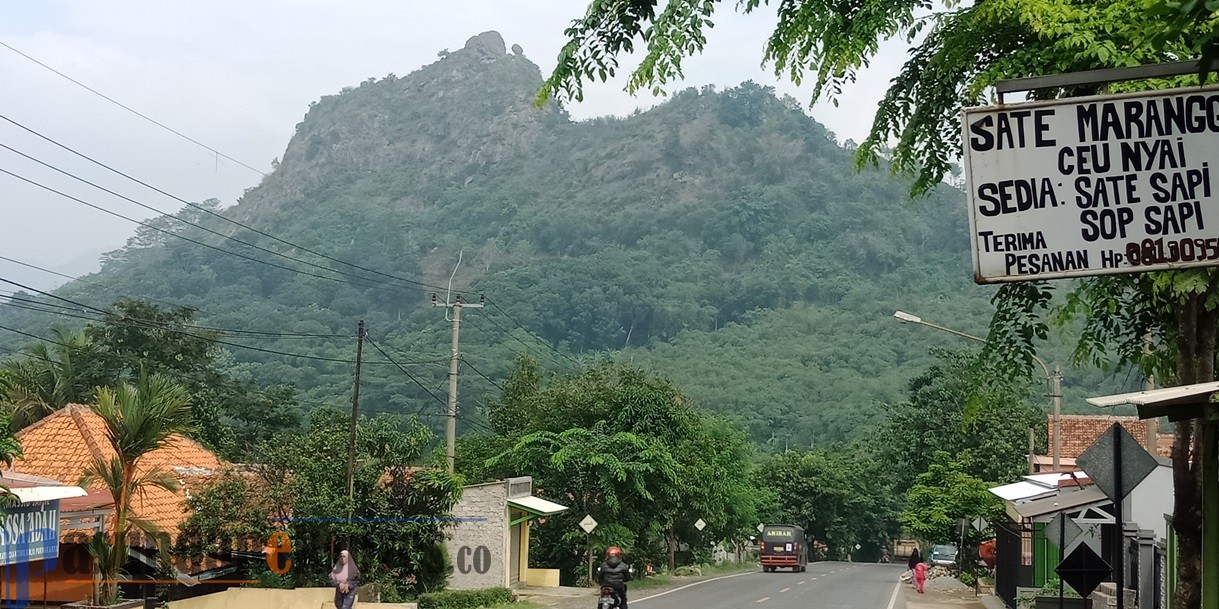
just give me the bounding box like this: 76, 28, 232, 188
596, 546, 631, 608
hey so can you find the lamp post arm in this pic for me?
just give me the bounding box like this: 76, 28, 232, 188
912, 319, 988, 345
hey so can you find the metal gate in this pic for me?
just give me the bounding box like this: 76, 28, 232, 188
995, 520, 1025, 608
510, 522, 522, 584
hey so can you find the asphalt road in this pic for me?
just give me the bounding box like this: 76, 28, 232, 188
631, 562, 907, 609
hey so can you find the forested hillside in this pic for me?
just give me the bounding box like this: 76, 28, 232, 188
0, 31, 1137, 450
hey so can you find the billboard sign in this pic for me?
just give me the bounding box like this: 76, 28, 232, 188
0, 500, 60, 566
962, 85, 1219, 283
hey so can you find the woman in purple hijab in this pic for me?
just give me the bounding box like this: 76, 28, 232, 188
330, 550, 360, 609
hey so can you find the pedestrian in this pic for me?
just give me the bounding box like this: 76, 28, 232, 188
906, 546, 921, 581
914, 558, 927, 593
330, 549, 361, 609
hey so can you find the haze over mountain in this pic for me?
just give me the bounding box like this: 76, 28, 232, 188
0, 32, 1136, 449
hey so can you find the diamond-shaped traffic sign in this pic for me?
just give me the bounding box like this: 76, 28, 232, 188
1076, 422, 1159, 503
579, 514, 598, 533
1055, 542, 1112, 598
1045, 513, 1083, 551
757, 523, 765, 533
694, 518, 706, 531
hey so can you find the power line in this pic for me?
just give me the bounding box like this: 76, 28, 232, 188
0, 114, 451, 294
368, 336, 455, 411
459, 356, 504, 392
0, 41, 267, 177
0, 146, 432, 296
0, 276, 446, 367
465, 310, 571, 371
484, 297, 581, 367
0, 292, 348, 339
0, 254, 194, 312
0, 166, 404, 293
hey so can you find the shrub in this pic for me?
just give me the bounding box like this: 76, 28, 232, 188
673, 566, 701, 576
958, 572, 976, 587
417, 587, 513, 609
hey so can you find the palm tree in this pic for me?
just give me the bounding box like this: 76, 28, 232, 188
80, 371, 192, 606
1, 329, 113, 429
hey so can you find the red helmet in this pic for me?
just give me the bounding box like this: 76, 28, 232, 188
606, 546, 622, 557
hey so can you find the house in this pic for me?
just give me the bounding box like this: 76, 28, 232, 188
446, 476, 568, 590
6, 404, 233, 603
0, 470, 109, 604
992, 415, 1176, 609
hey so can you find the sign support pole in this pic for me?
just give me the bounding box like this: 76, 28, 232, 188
1114, 424, 1124, 609
587, 532, 593, 586
1202, 421, 1218, 609
1059, 520, 1065, 609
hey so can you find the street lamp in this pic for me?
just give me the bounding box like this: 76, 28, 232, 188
893, 310, 1064, 472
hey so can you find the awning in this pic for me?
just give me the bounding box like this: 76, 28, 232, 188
990, 480, 1060, 503
8, 485, 88, 503
1010, 486, 1110, 521
1087, 381, 1219, 421
507, 495, 568, 517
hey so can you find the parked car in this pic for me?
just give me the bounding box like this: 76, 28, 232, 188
929, 544, 958, 567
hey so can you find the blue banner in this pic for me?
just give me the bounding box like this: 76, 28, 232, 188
0, 500, 60, 566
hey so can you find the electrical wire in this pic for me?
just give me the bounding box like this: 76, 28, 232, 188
0, 167, 413, 294
484, 297, 580, 367
0, 147, 434, 296
0, 292, 348, 339
0, 115, 451, 294
459, 356, 504, 392
0, 41, 267, 177
0, 254, 196, 312
364, 336, 448, 408
0, 277, 448, 366
465, 310, 571, 371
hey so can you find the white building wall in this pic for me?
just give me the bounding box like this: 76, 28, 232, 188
1128, 461, 1173, 541
446, 481, 509, 590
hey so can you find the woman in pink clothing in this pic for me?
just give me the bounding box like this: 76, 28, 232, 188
914, 558, 927, 593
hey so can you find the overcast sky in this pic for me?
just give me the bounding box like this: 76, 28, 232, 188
0, 1, 912, 291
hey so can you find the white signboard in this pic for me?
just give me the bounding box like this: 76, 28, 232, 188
579, 514, 598, 534
963, 85, 1219, 283
694, 518, 706, 531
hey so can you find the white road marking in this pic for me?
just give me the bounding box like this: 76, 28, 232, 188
780, 587, 791, 593
797, 581, 805, 585
756, 597, 770, 603
631, 570, 758, 604
885, 579, 902, 609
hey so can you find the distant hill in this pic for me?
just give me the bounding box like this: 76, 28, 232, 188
0, 31, 1138, 448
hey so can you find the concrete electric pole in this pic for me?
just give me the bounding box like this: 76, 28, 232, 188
433, 292, 483, 472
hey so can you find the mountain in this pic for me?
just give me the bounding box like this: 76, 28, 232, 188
0, 31, 1138, 448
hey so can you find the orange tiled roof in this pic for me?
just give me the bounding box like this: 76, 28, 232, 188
1047, 414, 1173, 460
11, 404, 227, 546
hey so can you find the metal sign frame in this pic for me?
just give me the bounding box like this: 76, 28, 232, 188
962, 83, 1219, 284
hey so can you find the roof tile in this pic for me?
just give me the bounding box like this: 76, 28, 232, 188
11, 403, 227, 546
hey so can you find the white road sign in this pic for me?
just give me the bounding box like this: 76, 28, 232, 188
962, 84, 1219, 283
579, 515, 598, 533
694, 518, 706, 531
757, 523, 765, 533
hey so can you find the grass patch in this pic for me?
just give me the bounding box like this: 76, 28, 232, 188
485, 603, 546, 609
631, 561, 759, 590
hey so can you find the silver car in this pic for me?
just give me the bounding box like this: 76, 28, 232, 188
929, 544, 958, 567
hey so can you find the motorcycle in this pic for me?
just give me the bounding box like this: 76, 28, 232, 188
594, 565, 634, 608
598, 586, 623, 609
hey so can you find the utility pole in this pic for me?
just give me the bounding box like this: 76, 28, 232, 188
346, 320, 365, 502
433, 292, 483, 472
1051, 366, 1062, 472
1142, 333, 1157, 452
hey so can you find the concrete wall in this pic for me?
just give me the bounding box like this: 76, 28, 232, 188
1129, 462, 1172, 540
168, 587, 333, 609
446, 481, 508, 590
